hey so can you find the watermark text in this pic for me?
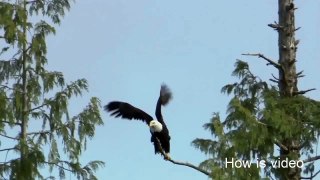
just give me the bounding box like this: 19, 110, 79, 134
225, 158, 304, 168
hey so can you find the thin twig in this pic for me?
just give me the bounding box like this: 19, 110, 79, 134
0, 85, 15, 91
297, 141, 308, 150
0, 147, 17, 152
242, 53, 281, 69
28, 103, 49, 112
26, 0, 37, 4
268, 22, 283, 31
155, 138, 210, 176
293, 88, 316, 95
300, 169, 320, 179
274, 140, 289, 152
271, 74, 279, 81
296, 70, 305, 78
294, 27, 301, 32
269, 74, 280, 83
0, 134, 19, 140
0, 120, 21, 126
269, 79, 279, 83
27, 130, 50, 136
44, 161, 73, 172
303, 156, 320, 164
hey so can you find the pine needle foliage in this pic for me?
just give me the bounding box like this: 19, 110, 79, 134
192, 60, 320, 179
0, 1, 104, 179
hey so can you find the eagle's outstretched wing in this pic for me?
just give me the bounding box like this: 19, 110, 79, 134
104, 101, 153, 125
155, 84, 172, 124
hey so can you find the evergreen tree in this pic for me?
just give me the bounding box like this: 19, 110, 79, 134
0, 0, 104, 179
192, 1, 320, 179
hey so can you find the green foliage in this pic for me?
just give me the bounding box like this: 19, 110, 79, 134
0, 1, 104, 179
193, 60, 320, 179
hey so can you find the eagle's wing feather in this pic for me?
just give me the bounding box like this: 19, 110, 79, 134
105, 101, 153, 125
155, 84, 172, 125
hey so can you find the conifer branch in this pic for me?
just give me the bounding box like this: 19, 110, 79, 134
27, 119, 85, 136
300, 169, 320, 179
255, 120, 268, 126
0, 85, 23, 94
242, 53, 281, 69
0, 158, 20, 165
155, 138, 210, 176
44, 161, 73, 172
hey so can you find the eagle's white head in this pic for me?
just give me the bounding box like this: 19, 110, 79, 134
149, 120, 163, 133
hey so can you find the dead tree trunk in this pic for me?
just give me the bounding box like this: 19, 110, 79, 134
277, 0, 300, 179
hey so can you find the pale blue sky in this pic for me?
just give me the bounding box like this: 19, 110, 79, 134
44, 0, 320, 179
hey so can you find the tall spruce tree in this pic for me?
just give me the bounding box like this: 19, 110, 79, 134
0, 0, 104, 179
192, 1, 320, 180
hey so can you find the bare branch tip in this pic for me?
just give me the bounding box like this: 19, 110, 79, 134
155, 137, 210, 176
242, 53, 281, 69
294, 88, 316, 95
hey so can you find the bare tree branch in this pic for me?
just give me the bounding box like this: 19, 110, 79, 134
242, 53, 282, 69
0, 120, 21, 126
300, 169, 320, 179
269, 74, 280, 83
303, 156, 320, 164
269, 78, 279, 83
28, 103, 49, 112
167, 158, 210, 176
296, 70, 304, 78
271, 74, 279, 81
275, 140, 289, 152
0, 147, 17, 152
268, 21, 284, 31
0, 85, 15, 91
297, 141, 309, 150
294, 27, 301, 32
0, 133, 19, 140
27, 130, 50, 136
293, 88, 316, 95
26, 0, 37, 4
155, 138, 210, 176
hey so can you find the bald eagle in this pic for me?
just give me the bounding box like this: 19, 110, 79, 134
104, 84, 172, 159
